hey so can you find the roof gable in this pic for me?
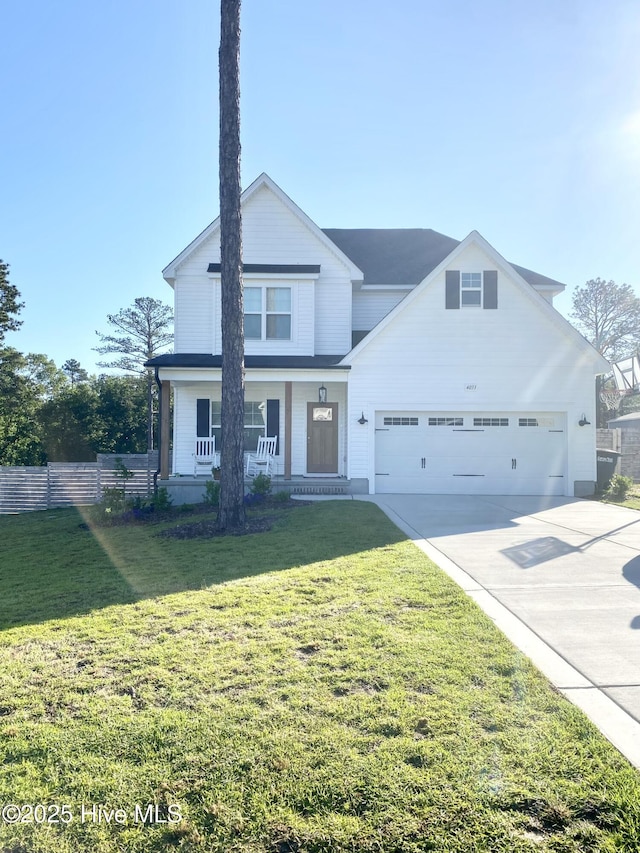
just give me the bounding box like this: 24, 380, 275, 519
344, 230, 609, 371
162, 173, 362, 285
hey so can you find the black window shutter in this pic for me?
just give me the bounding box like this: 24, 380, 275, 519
266, 399, 280, 454
445, 270, 460, 309
196, 399, 210, 437
483, 270, 498, 309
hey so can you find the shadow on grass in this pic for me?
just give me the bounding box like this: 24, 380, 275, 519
0, 500, 406, 631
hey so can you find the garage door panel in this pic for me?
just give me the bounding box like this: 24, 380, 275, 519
375, 411, 566, 495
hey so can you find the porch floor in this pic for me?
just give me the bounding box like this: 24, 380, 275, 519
160, 474, 357, 504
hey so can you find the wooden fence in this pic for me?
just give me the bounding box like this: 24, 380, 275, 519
0, 454, 158, 515
596, 428, 640, 481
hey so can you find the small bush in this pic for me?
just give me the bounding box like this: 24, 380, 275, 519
114, 457, 134, 483
273, 489, 291, 503
250, 473, 272, 497
203, 480, 220, 507
99, 487, 127, 515
243, 492, 265, 507
605, 473, 634, 501
153, 487, 173, 512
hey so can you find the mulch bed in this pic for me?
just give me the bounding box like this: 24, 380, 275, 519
83, 496, 311, 537
158, 514, 279, 539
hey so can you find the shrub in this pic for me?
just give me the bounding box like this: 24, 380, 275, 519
605, 474, 634, 501
250, 473, 272, 497
100, 487, 127, 515
114, 457, 134, 484
203, 480, 220, 507
153, 487, 173, 512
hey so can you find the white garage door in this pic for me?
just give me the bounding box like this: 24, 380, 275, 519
375, 412, 566, 495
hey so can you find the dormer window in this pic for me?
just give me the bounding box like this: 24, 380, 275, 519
245, 287, 292, 340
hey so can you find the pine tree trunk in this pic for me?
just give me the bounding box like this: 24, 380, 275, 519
217, 0, 245, 531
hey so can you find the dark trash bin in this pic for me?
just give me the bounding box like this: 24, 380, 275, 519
596, 448, 622, 492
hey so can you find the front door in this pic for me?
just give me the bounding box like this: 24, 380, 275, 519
307, 402, 338, 474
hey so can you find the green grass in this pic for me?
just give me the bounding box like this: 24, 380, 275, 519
1, 501, 640, 852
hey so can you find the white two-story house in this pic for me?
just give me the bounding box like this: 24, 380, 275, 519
148, 173, 608, 499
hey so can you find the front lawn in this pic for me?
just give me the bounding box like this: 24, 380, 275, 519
1, 501, 639, 852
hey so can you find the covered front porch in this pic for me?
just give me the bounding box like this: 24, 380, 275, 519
158, 473, 360, 506
154, 360, 365, 497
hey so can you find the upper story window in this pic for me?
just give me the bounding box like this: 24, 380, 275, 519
245, 287, 291, 340
445, 270, 498, 310
461, 273, 482, 307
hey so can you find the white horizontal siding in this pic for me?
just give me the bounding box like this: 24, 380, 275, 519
172, 183, 353, 356
352, 290, 408, 331
174, 279, 213, 353
345, 243, 601, 495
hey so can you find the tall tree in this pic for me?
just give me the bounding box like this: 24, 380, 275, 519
217, 0, 245, 531
39, 375, 148, 461
94, 297, 173, 450
62, 358, 89, 387
0, 350, 61, 465
0, 260, 23, 344
570, 278, 640, 361
571, 278, 640, 426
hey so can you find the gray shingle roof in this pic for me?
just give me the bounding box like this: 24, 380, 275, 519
323, 228, 565, 290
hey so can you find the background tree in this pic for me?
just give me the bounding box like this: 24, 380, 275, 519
94, 297, 173, 450
0, 260, 23, 344
217, 0, 245, 531
571, 278, 640, 426
0, 350, 62, 465
570, 278, 640, 361
38, 375, 148, 461
38, 382, 99, 462
62, 358, 89, 387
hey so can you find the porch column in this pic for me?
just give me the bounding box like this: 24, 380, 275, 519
159, 380, 171, 480
284, 381, 292, 480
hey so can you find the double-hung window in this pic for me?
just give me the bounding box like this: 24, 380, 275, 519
245, 287, 291, 340
210, 400, 266, 452
445, 270, 498, 310
461, 273, 482, 307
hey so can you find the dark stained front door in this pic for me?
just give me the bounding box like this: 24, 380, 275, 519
307, 402, 338, 474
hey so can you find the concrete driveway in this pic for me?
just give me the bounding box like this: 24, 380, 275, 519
363, 494, 640, 768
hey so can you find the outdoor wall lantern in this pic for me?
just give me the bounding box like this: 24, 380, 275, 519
318, 385, 327, 403
578, 414, 591, 426
358, 412, 368, 425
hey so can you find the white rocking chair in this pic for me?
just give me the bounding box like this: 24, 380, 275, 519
245, 435, 277, 478
194, 437, 219, 476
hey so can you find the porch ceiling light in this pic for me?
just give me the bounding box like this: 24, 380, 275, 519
318, 384, 327, 403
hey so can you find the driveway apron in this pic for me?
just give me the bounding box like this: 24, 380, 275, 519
363, 494, 640, 767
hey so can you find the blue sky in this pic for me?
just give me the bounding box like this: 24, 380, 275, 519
2, 0, 639, 373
